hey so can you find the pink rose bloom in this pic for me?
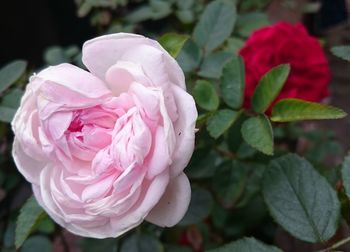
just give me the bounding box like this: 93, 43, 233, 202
11, 33, 197, 238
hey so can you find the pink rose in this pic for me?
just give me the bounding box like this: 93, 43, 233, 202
11, 33, 197, 238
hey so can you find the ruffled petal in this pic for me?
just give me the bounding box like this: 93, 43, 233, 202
12, 139, 46, 184
169, 85, 197, 177
37, 63, 110, 99
146, 172, 191, 227
82, 33, 186, 89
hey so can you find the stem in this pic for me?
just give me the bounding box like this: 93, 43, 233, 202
318, 236, 350, 252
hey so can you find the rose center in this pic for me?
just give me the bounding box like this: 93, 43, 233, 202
68, 117, 84, 132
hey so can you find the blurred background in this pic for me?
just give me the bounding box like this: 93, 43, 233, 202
0, 0, 349, 64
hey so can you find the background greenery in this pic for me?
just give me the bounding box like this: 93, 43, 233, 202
1, 0, 350, 251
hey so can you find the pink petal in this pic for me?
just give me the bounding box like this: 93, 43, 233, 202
46, 111, 72, 140
109, 170, 170, 236
146, 172, 191, 227
81, 174, 116, 202
82, 33, 148, 80
37, 63, 110, 100
105, 61, 150, 96
12, 139, 46, 184
146, 126, 170, 179
169, 85, 197, 177
82, 33, 186, 89
120, 44, 169, 87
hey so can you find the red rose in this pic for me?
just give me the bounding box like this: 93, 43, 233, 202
239, 22, 331, 110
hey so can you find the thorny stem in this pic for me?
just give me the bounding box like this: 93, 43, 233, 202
318, 236, 350, 252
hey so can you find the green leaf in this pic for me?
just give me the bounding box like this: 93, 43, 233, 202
198, 51, 233, 79
21, 236, 52, 252
341, 154, 350, 198
2, 88, 24, 109
0, 60, 27, 94
124, 0, 172, 23
193, 80, 219, 111
158, 33, 189, 58
149, 0, 172, 20
187, 150, 220, 179
212, 161, 247, 208
236, 12, 270, 38
125, 6, 154, 23
177, 39, 202, 72
331, 45, 350, 62
0, 106, 17, 123
44, 46, 80, 65
15, 196, 45, 249
193, 0, 237, 52
207, 109, 241, 139
3, 221, 15, 248
263, 154, 341, 243
44, 46, 67, 65
226, 113, 247, 152
179, 188, 214, 225
206, 237, 282, 252
120, 233, 162, 252
271, 98, 347, 122
176, 9, 195, 24
241, 115, 273, 155
220, 56, 245, 109
252, 64, 290, 113
36, 217, 55, 234
235, 163, 265, 208
239, 0, 271, 11
224, 37, 245, 54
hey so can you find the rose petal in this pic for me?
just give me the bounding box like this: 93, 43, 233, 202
82, 33, 148, 80
109, 170, 170, 236
12, 140, 46, 184
81, 173, 117, 202
169, 85, 197, 177
146, 172, 191, 227
38, 63, 110, 97
82, 33, 186, 89
105, 61, 150, 96
146, 126, 170, 179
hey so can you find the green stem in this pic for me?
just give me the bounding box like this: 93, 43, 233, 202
318, 236, 350, 252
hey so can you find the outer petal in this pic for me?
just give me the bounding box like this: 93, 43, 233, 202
169, 85, 197, 177
146, 172, 191, 227
82, 33, 186, 89
38, 63, 110, 99
12, 140, 46, 185
109, 171, 170, 237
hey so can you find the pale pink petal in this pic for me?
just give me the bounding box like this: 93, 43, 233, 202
109, 171, 170, 236
146, 172, 191, 227
130, 82, 160, 120
105, 61, 150, 95
37, 63, 110, 99
81, 174, 117, 202
82, 33, 186, 89
83, 127, 112, 149
120, 44, 169, 87
169, 85, 197, 177
46, 111, 72, 140
146, 126, 170, 179
12, 140, 46, 185
82, 33, 148, 80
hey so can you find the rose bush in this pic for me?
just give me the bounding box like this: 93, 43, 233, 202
11, 33, 197, 238
240, 22, 331, 109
